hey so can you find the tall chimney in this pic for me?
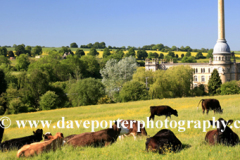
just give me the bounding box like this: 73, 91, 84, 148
218, 0, 225, 40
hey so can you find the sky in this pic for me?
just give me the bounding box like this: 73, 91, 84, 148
0, 0, 240, 50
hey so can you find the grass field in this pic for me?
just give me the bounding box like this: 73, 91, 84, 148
1, 94, 240, 159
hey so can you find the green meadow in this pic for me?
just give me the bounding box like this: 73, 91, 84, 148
1, 94, 240, 159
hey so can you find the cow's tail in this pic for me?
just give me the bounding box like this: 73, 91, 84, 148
197, 99, 204, 110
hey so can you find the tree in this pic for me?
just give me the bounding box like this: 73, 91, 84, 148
70, 42, 78, 48
181, 56, 196, 63
8, 98, 27, 114
207, 49, 213, 59
59, 46, 72, 55
195, 51, 205, 59
103, 48, 111, 58
68, 78, 105, 106
88, 48, 99, 56
0, 70, 7, 95
15, 45, 25, 56
75, 49, 85, 57
137, 50, 148, 60
119, 80, 148, 102
168, 51, 175, 58
109, 49, 124, 61
32, 45, 42, 56
22, 69, 50, 108
150, 65, 193, 99
185, 51, 191, 57
171, 46, 177, 51
39, 91, 59, 110
8, 51, 14, 57
0, 47, 7, 57
221, 81, 240, 95
208, 69, 222, 95
81, 55, 100, 78
25, 46, 32, 56
0, 55, 11, 66
125, 48, 135, 57
100, 56, 138, 99
15, 54, 30, 71
148, 52, 159, 59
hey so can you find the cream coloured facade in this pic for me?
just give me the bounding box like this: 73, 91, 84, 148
145, 57, 240, 88
145, 0, 239, 88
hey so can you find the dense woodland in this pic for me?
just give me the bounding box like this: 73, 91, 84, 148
0, 43, 239, 115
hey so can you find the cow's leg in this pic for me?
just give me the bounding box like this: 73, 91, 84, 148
202, 109, 205, 114
130, 133, 137, 140
206, 109, 209, 115
150, 114, 154, 121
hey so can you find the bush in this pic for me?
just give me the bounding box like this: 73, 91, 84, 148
192, 84, 206, 96
221, 81, 240, 95
119, 80, 148, 102
68, 78, 105, 106
39, 91, 59, 110
8, 98, 28, 114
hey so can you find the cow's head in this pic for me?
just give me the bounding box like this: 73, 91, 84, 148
43, 132, 52, 140
209, 118, 233, 135
216, 108, 223, 114
173, 110, 178, 117
33, 129, 43, 139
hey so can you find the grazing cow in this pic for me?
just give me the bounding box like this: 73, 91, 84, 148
67, 120, 129, 147
119, 120, 147, 140
17, 132, 64, 158
149, 106, 178, 120
63, 134, 77, 143
0, 129, 43, 151
145, 129, 182, 154
197, 99, 223, 114
0, 121, 4, 143
205, 118, 239, 146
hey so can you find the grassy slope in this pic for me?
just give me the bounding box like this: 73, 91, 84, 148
2, 94, 240, 159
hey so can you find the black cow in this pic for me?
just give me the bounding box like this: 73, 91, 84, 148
0, 129, 43, 151
0, 121, 4, 143
205, 118, 239, 146
197, 99, 223, 114
146, 129, 182, 154
149, 106, 178, 120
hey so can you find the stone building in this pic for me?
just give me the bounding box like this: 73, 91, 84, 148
145, 0, 240, 87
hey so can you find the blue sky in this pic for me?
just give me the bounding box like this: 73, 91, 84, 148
0, 0, 239, 50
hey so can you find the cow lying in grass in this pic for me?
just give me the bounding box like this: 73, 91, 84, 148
17, 132, 64, 158
0, 129, 43, 151
118, 120, 147, 140
146, 129, 182, 154
67, 120, 129, 147
205, 118, 239, 146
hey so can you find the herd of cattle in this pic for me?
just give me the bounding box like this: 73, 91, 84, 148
0, 98, 239, 158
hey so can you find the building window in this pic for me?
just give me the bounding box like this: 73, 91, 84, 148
201, 76, 205, 82
208, 68, 210, 73
195, 68, 198, 73
201, 68, 205, 73
194, 76, 198, 82
219, 57, 221, 61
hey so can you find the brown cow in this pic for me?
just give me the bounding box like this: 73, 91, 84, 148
44, 132, 76, 144
205, 118, 239, 146
119, 120, 147, 140
146, 129, 182, 154
149, 106, 178, 120
17, 132, 64, 158
197, 99, 223, 114
66, 120, 129, 147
